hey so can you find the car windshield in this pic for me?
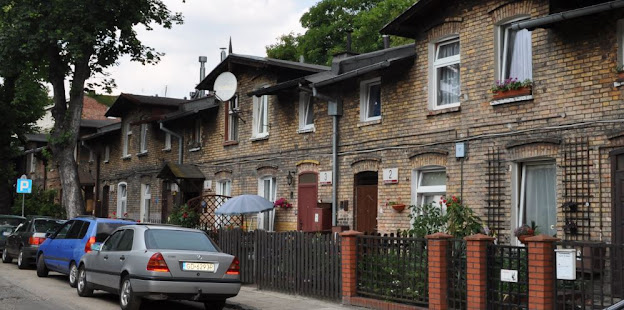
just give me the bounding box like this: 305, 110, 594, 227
0, 218, 24, 226
33, 219, 65, 233
144, 229, 218, 252
96, 223, 128, 243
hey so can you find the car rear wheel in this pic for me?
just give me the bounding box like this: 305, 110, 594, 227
204, 300, 226, 310
36, 254, 48, 277
76, 265, 93, 297
68, 262, 78, 287
17, 248, 27, 269
120, 276, 141, 310
2, 248, 12, 263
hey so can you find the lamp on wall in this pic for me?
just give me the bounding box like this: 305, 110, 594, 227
286, 171, 295, 186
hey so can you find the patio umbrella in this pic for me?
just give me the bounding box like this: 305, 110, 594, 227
214, 194, 275, 215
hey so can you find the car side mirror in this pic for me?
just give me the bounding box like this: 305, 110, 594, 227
91, 243, 102, 252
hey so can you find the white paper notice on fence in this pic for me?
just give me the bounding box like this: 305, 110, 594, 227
500, 269, 518, 283
555, 249, 577, 280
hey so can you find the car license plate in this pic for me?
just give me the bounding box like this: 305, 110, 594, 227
182, 262, 214, 272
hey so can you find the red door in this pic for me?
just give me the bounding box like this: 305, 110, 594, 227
298, 173, 318, 231
611, 151, 624, 295
355, 172, 378, 233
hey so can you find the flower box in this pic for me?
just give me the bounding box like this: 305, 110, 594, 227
517, 234, 534, 245
492, 86, 532, 100
617, 72, 624, 82
391, 204, 406, 212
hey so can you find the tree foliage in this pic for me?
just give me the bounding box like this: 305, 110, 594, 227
266, 0, 414, 65
12, 187, 66, 219
0, 0, 183, 217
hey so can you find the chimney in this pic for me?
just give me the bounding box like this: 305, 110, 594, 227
383, 35, 390, 49
331, 30, 359, 65
220, 48, 227, 62
199, 56, 207, 97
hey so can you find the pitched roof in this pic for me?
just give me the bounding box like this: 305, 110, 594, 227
160, 96, 218, 123
196, 54, 330, 91
380, 0, 449, 38
157, 162, 205, 180
80, 122, 122, 141
80, 119, 120, 128
105, 93, 187, 117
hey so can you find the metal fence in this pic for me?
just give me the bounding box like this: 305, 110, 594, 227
487, 244, 528, 310
555, 242, 624, 309
447, 239, 467, 310
356, 233, 428, 307
218, 229, 342, 300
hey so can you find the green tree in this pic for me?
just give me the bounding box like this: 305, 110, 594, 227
0, 0, 183, 218
266, 0, 414, 65
12, 187, 66, 218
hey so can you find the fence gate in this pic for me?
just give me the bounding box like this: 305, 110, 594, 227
487, 244, 529, 309
187, 194, 243, 234
219, 229, 257, 284
448, 239, 467, 310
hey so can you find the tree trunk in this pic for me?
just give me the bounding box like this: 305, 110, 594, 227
47, 47, 91, 219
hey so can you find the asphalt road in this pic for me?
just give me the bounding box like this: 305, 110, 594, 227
0, 259, 225, 310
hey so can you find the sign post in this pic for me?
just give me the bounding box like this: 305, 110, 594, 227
17, 175, 32, 217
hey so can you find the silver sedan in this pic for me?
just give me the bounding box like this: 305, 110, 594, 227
76, 224, 241, 310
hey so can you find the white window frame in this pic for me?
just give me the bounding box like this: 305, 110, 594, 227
163, 132, 171, 151
117, 182, 127, 216
411, 167, 447, 212
28, 153, 36, 173
228, 95, 239, 141
216, 180, 232, 196
140, 184, 151, 222
298, 92, 315, 132
104, 145, 110, 163
359, 77, 382, 122
122, 122, 132, 158
257, 176, 276, 231
88, 149, 94, 163
139, 124, 148, 154
252, 95, 269, 139
496, 16, 532, 82
430, 37, 461, 110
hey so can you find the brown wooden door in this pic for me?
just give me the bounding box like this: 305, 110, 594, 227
355, 185, 378, 232
612, 151, 624, 295
100, 186, 109, 218
298, 173, 318, 231
162, 182, 172, 223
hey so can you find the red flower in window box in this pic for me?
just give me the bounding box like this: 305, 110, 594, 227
491, 78, 532, 100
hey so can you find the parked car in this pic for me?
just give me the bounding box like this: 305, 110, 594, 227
77, 224, 241, 310
36, 216, 135, 288
0, 215, 26, 253
2, 216, 65, 269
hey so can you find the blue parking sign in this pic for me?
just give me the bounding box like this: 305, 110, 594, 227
17, 179, 32, 194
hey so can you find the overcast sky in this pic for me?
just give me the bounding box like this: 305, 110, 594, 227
94, 0, 319, 99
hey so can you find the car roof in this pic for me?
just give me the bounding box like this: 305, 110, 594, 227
132, 224, 203, 233
70, 216, 135, 224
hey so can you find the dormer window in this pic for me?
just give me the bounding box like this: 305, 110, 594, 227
298, 92, 314, 132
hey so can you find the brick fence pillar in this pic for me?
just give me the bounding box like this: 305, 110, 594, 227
526, 234, 559, 310
426, 232, 453, 310
464, 234, 495, 310
340, 230, 362, 304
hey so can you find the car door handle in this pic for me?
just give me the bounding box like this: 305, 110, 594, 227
103, 255, 108, 260
119, 256, 125, 261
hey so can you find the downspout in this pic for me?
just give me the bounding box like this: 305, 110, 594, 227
159, 123, 184, 164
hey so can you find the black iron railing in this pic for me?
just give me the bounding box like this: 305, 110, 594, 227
356, 233, 428, 306
487, 244, 528, 310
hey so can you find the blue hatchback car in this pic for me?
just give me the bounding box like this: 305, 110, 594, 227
36, 216, 135, 287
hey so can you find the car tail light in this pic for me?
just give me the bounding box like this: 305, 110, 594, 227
29, 236, 45, 245
147, 253, 170, 273
226, 257, 240, 275
84, 236, 96, 253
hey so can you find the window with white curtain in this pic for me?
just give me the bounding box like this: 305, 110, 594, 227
122, 123, 131, 157
257, 176, 276, 231
252, 95, 269, 138
117, 182, 127, 215
299, 92, 314, 132
28, 153, 36, 173
104, 145, 110, 163
140, 184, 151, 222
191, 118, 202, 149
88, 149, 94, 163
498, 18, 532, 81
139, 124, 148, 153
228, 96, 239, 141
514, 161, 557, 243
432, 38, 460, 109
163, 132, 171, 150
618, 19, 624, 65
412, 167, 447, 212
360, 77, 381, 121
216, 180, 231, 196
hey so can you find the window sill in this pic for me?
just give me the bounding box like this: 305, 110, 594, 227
614, 80, 624, 88
162, 148, 172, 152
121, 155, 132, 160
297, 126, 315, 134
357, 119, 381, 128
189, 147, 201, 152
427, 106, 460, 117
250, 135, 269, 142
104, 160, 109, 164
490, 95, 534, 106
223, 141, 239, 147
136, 152, 148, 157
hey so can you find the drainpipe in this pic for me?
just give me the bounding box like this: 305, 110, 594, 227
159, 123, 184, 164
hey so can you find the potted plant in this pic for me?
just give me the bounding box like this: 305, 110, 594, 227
615, 65, 624, 81
386, 198, 406, 212
564, 221, 578, 235
274, 198, 293, 209
491, 78, 533, 100
562, 201, 578, 212
514, 222, 536, 244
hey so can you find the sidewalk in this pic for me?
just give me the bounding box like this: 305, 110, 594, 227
225, 285, 367, 310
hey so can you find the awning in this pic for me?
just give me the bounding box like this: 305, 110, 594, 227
157, 162, 205, 180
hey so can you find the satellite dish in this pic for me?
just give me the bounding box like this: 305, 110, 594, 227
213, 72, 237, 101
